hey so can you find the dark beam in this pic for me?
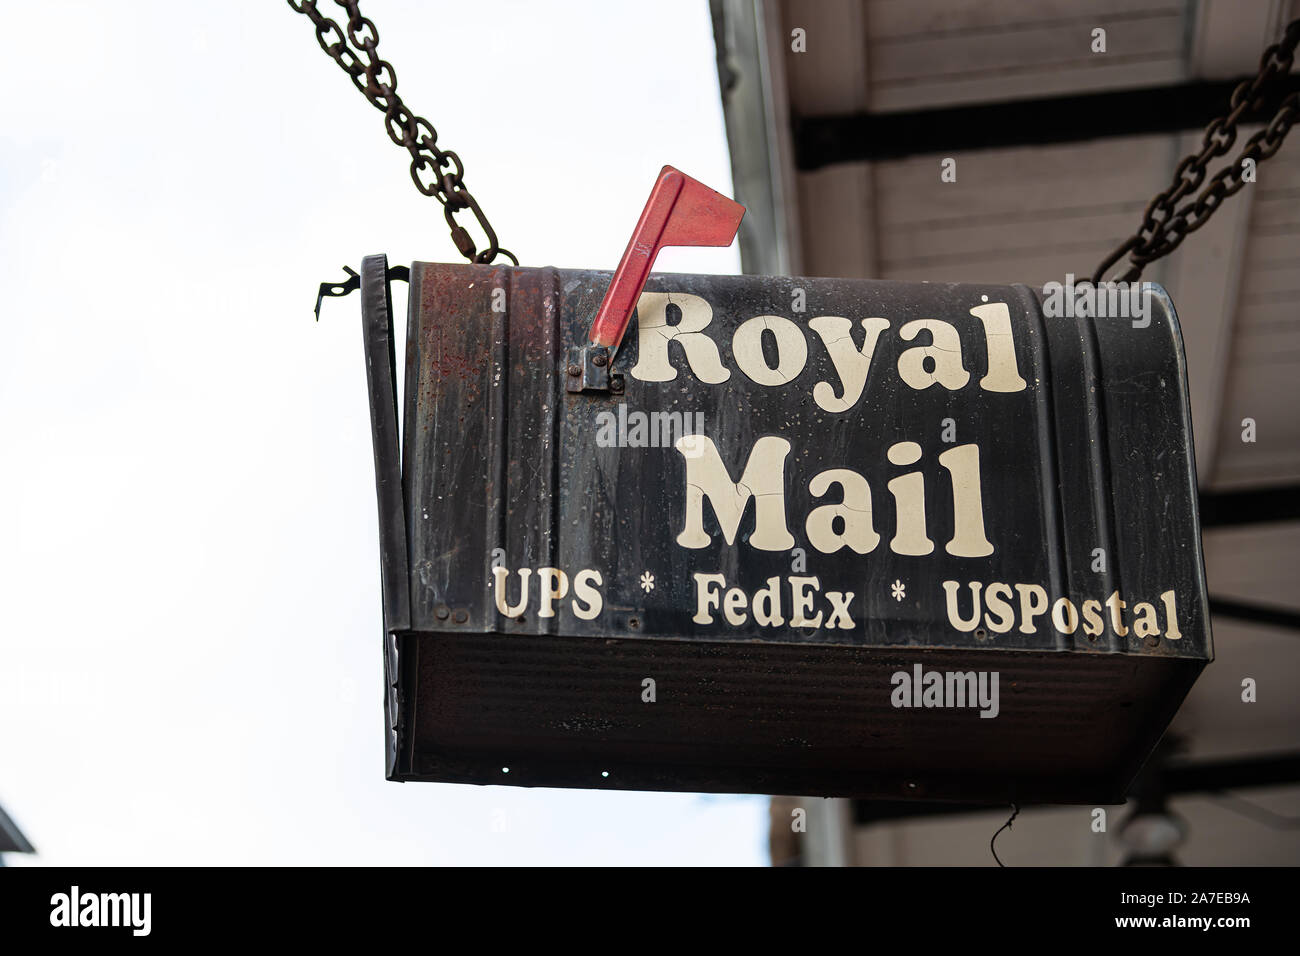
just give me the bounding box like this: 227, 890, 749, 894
1163, 753, 1300, 795
1200, 485, 1300, 528
854, 799, 998, 825
1210, 596, 1300, 632
794, 74, 1300, 169
852, 753, 1300, 825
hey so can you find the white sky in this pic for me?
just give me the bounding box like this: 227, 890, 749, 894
0, 0, 768, 865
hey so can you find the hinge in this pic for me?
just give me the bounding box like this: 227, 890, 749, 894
565, 343, 624, 394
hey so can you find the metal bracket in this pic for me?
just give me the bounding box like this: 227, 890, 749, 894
565, 343, 624, 394
315, 264, 409, 320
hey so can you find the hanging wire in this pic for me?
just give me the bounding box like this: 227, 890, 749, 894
990, 803, 1020, 867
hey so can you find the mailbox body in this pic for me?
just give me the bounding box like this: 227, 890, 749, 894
362, 257, 1211, 804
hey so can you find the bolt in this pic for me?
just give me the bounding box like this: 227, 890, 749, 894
434, 604, 450, 621
453, 609, 469, 624
593, 353, 608, 367
610, 378, 624, 394
567, 364, 581, 377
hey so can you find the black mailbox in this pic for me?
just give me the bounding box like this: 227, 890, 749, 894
354, 253, 1211, 804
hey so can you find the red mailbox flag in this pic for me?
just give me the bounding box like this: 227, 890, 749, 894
587, 166, 745, 352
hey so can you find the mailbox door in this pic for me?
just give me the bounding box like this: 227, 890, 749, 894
374, 262, 1210, 802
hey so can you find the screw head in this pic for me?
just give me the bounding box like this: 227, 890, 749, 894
453, 608, 469, 624
434, 604, 450, 621
592, 353, 608, 367
566, 364, 581, 377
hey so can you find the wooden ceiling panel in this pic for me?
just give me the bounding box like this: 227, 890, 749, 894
864, 0, 1188, 111
1211, 144, 1300, 489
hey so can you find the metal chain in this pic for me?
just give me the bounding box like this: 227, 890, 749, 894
1095, 17, 1300, 284
287, 0, 517, 266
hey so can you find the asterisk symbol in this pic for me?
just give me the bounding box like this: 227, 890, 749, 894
891, 579, 906, 602
640, 572, 655, 593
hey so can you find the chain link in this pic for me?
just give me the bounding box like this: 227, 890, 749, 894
287, 0, 517, 265
1095, 18, 1300, 283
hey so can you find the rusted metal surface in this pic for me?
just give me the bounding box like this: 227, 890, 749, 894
361, 261, 1211, 802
